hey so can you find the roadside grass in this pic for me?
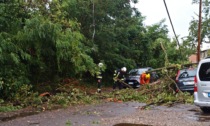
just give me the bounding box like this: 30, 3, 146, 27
0, 104, 22, 112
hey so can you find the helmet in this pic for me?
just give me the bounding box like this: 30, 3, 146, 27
145, 74, 150, 79
98, 63, 103, 67
121, 67, 127, 72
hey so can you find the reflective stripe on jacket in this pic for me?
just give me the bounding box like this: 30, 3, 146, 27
96, 71, 102, 79
113, 69, 125, 81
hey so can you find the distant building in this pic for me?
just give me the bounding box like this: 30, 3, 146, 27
200, 42, 210, 60
188, 42, 210, 63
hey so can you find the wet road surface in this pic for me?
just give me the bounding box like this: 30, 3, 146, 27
0, 102, 210, 126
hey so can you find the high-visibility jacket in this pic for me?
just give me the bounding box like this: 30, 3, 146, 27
113, 69, 126, 81
140, 73, 146, 84
140, 73, 150, 84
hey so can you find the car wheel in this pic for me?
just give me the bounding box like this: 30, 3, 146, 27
200, 107, 210, 113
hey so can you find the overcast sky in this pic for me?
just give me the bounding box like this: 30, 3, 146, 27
134, 0, 199, 40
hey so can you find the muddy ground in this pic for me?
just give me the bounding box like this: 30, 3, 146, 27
1, 101, 210, 126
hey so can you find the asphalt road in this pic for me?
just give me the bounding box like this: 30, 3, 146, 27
1, 101, 210, 126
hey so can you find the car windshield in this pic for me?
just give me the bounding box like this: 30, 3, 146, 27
178, 69, 197, 79
128, 69, 139, 75
129, 68, 150, 75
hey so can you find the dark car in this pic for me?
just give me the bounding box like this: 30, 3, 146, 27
124, 67, 159, 88
175, 67, 197, 93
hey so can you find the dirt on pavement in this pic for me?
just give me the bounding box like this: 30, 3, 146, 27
1, 101, 210, 126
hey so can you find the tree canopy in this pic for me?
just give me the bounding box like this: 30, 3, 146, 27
0, 0, 196, 100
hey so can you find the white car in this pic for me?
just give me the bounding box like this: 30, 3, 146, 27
194, 57, 210, 113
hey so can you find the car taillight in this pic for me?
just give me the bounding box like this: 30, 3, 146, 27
194, 76, 198, 92
175, 70, 180, 82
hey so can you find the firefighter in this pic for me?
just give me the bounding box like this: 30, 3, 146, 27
96, 63, 103, 93
140, 71, 150, 84
113, 67, 127, 90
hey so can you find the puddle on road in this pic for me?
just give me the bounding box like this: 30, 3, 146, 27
113, 123, 152, 126
187, 111, 210, 122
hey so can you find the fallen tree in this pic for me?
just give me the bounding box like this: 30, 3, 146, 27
106, 42, 195, 106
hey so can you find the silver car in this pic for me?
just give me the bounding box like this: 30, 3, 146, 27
124, 67, 158, 88
194, 58, 210, 113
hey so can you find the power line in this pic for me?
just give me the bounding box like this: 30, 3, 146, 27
163, 0, 180, 48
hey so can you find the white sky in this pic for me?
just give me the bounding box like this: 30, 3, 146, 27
134, 0, 199, 40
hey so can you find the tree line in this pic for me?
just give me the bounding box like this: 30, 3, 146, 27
0, 0, 208, 100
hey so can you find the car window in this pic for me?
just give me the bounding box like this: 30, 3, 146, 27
137, 68, 150, 74
129, 69, 139, 75
178, 69, 197, 79
199, 62, 210, 81
129, 68, 152, 75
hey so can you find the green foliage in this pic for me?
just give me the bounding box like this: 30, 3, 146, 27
0, 0, 195, 102
66, 120, 72, 126
14, 85, 43, 107
50, 93, 70, 107
0, 105, 22, 112
114, 89, 146, 102
49, 87, 98, 107
0, 97, 20, 113
0, 2, 32, 100
110, 81, 193, 106
105, 63, 193, 106
0, 65, 30, 100
189, 0, 210, 45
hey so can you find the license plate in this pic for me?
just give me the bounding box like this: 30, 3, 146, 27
208, 93, 210, 97
183, 82, 194, 85
128, 82, 133, 84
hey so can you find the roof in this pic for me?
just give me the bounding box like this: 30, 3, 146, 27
189, 54, 197, 63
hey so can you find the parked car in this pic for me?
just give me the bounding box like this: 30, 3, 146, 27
124, 67, 159, 88
175, 67, 197, 93
194, 57, 210, 113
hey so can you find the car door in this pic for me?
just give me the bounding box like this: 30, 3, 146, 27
197, 62, 210, 101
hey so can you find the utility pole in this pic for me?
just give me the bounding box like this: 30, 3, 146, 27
197, 0, 202, 62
